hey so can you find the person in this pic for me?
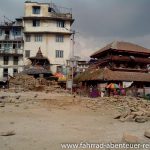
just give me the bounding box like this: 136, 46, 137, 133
101, 90, 105, 97
89, 85, 93, 97
113, 89, 118, 95
121, 88, 126, 96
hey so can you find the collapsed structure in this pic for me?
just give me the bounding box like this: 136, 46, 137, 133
76, 41, 150, 96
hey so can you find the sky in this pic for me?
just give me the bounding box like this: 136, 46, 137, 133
0, 0, 150, 59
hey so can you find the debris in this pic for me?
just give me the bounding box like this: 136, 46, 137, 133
114, 114, 121, 119
10, 122, 15, 125
34, 94, 38, 98
122, 132, 139, 144
24, 106, 29, 109
15, 104, 19, 107
0, 103, 5, 107
0, 130, 16, 136
144, 129, 150, 139
135, 116, 148, 123
109, 96, 150, 123
0, 96, 6, 99
131, 111, 144, 117
16, 96, 21, 100
123, 114, 135, 122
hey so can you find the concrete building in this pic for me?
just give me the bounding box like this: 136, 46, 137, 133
0, 1, 74, 81
0, 18, 24, 81
66, 59, 89, 74
23, 1, 74, 73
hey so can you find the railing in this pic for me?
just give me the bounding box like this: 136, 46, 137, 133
0, 49, 23, 55
0, 35, 23, 41
49, 3, 72, 14
48, 3, 72, 19
49, 13, 72, 19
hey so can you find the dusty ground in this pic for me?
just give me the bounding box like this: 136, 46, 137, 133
0, 91, 149, 150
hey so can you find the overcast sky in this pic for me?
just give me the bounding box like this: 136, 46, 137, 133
0, 0, 150, 58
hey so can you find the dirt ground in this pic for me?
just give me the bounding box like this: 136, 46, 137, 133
0, 91, 149, 150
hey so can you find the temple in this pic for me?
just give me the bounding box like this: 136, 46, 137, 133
75, 41, 150, 96
22, 47, 53, 79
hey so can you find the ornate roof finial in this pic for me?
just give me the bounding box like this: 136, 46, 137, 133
36, 47, 43, 58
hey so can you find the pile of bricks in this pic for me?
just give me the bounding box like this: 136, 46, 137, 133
112, 96, 150, 123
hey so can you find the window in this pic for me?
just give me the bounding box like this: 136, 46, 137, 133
25, 50, 30, 58
56, 50, 64, 58
26, 35, 31, 42
48, 7, 52, 12
57, 20, 65, 28
32, 6, 40, 14
13, 69, 18, 75
35, 34, 42, 42
33, 20, 40, 27
13, 56, 18, 65
0, 29, 2, 36
4, 43, 11, 50
56, 35, 64, 42
57, 66, 63, 73
13, 28, 21, 36
3, 68, 8, 77
3, 56, 9, 65
13, 43, 16, 49
18, 43, 21, 49
13, 43, 21, 49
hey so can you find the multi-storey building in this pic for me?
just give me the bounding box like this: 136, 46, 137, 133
0, 1, 74, 81
0, 18, 24, 81
23, 1, 74, 73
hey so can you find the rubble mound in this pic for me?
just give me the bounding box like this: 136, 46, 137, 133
110, 96, 150, 123
9, 74, 36, 90
9, 74, 65, 92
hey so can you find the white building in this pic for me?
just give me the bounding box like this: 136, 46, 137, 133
23, 1, 74, 73
0, 18, 24, 81
0, 1, 74, 81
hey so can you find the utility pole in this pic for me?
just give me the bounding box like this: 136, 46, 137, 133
71, 30, 75, 94
72, 30, 75, 57
65, 27, 78, 94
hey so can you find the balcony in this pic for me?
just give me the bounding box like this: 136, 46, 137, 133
0, 49, 23, 56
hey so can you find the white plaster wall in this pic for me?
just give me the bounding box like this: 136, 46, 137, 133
0, 55, 23, 80
24, 2, 72, 19
24, 20, 71, 33
24, 33, 72, 73
23, 2, 73, 73
24, 2, 49, 17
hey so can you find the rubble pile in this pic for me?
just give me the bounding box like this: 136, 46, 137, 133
109, 96, 150, 123
0, 95, 34, 105
79, 96, 150, 123
9, 74, 37, 90
9, 74, 66, 93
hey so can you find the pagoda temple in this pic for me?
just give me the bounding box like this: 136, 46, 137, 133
23, 47, 53, 78
76, 41, 150, 96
